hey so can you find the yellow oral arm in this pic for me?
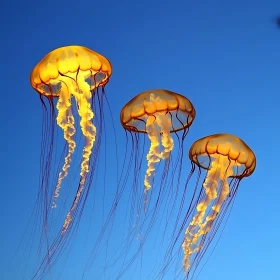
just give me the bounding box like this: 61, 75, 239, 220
62, 77, 96, 233
182, 161, 221, 271
144, 118, 161, 193
53, 85, 76, 208
158, 113, 174, 159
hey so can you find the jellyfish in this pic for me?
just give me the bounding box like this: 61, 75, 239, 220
181, 133, 256, 274
158, 133, 255, 279
97, 89, 195, 279
30, 45, 112, 278
157, 134, 256, 279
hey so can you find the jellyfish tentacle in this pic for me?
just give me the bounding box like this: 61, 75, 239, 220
62, 75, 96, 232
143, 94, 175, 193
201, 177, 230, 232
158, 113, 174, 159
52, 83, 76, 208
76, 75, 96, 186
144, 113, 174, 193
182, 155, 232, 271
144, 116, 162, 193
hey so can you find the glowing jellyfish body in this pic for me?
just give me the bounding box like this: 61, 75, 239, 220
106, 90, 195, 279
182, 134, 256, 275
30, 45, 111, 278
121, 89, 195, 193
31, 45, 111, 231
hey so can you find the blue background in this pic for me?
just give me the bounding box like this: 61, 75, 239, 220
1, 0, 280, 279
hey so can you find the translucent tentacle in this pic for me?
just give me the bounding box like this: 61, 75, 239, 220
63, 76, 96, 232
158, 113, 174, 159
182, 156, 231, 271
143, 94, 174, 193
144, 116, 162, 193
52, 85, 76, 208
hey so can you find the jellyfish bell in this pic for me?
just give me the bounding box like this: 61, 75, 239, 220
189, 133, 256, 177
29, 45, 112, 279
181, 133, 256, 276
30, 46, 111, 94
121, 89, 195, 133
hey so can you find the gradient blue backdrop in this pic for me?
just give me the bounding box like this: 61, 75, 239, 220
1, 0, 280, 279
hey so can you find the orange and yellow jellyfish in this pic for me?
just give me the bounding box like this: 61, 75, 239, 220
178, 133, 256, 278
30, 45, 112, 278
108, 89, 195, 277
